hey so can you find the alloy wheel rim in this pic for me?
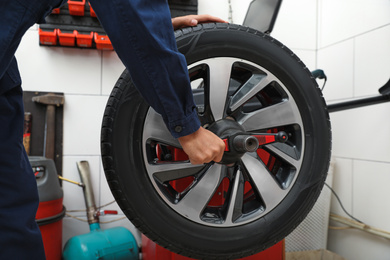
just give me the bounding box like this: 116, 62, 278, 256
142, 57, 305, 227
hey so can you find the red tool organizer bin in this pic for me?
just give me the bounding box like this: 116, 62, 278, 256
75, 31, 94, 48
38, 28, 58, 46
67, 0, 86, 16
57, 29, 77, 46
38, 0, 112, 50
51, 8, 60, 14
94, 33, 113, 50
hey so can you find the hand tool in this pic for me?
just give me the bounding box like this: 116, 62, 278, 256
32, 93, 64, 161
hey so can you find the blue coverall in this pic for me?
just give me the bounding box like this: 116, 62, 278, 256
0, 0, 200, 258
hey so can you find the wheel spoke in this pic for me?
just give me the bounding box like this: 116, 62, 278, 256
206, 58, 235, 120
225, 168, 245, 224
241, 154, 287, 209
173, 164, 223, 220
229, 73, 275, 112
150, 162, 205, 184
266, 144, 302, 167
239, 99, 302, 131
144, 109, 180, 147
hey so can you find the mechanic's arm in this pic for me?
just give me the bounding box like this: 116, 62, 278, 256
172, 14, 227, 29
89, 0, 225, 164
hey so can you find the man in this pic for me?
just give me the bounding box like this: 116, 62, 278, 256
0, 0, 225, 258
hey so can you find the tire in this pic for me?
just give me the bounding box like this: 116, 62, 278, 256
101, 23, 331, 259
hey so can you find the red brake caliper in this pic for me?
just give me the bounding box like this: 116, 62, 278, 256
156, 131, 288, 207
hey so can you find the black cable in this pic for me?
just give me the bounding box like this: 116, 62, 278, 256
320, 78, 327, 91
324, 182, 364, 224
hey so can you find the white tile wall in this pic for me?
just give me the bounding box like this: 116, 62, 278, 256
272, 0, 318, 50
101, 51, 125, 95
62, 94, 107, 155
318, 39, 355, 101
355, 25, 390, 96
330, 103, 390, 163
17, 29, 102, 95
353, 160, 390, 231
318, 0, 390, 48
329, 158, 353, 217
292, 49, 317, 71
198, 0, 230, 22
325, 157, 390, 260
327, 228, 390, 260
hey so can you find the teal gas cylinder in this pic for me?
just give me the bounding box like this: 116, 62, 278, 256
62, 222, 138, 260
62, 161, 139, 260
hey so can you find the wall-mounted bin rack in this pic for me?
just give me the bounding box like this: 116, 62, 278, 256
39, 0, 198, 50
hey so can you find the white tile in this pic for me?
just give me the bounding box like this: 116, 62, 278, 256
353, 160, 390, 230
62, 156, 101, 212
292, 49, 316, 71
318, 0, 390, 48
198, 0, 229, 22
230, 0, 252, 25
329, 158, 353, 217
272, 0, 317, 50
330, 102, 390, 162
28, 24, 38, 31
355, 25, 390, 96
101, 51, 125, 95
328, 228, 390, 260
317, 39, 354, 101
16, 30, 102, 95
63, 94, 108, 155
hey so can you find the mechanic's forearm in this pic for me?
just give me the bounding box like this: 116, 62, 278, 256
89, 0, 200, 137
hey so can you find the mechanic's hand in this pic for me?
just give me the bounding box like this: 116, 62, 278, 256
172, 14, 228, 30
178, 127, 225, 165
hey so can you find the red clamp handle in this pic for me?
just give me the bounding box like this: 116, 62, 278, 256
223, 131, 288, 152
96, 210, 118, 216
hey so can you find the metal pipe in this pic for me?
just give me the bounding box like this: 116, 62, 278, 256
76, 161, 99, 224
327, 94, 390, 113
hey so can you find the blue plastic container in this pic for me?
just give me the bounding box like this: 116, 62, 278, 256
63, 223, 138, 260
